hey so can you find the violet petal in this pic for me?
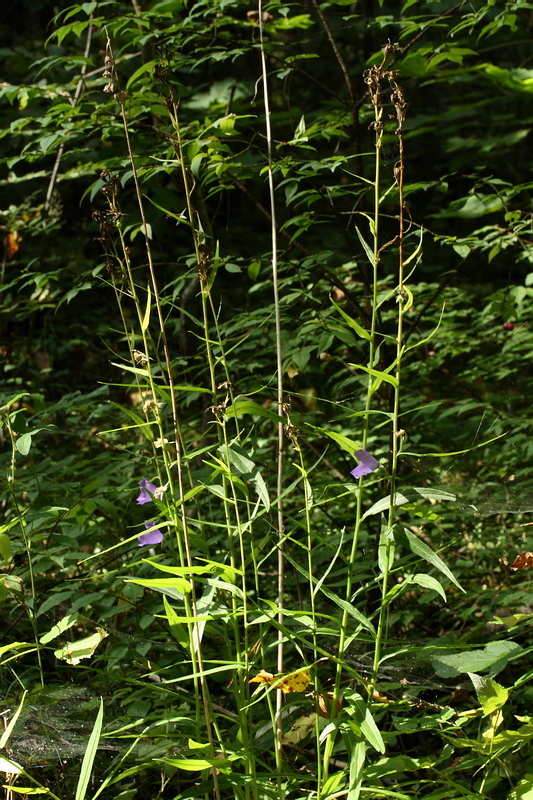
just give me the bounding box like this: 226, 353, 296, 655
138, 520, 164, 547
350, 448, 379, 479
136, 477, 157, 505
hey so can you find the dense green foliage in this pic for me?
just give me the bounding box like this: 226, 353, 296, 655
1, 0, 533, 798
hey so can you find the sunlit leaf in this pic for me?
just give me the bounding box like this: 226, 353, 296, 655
54, 628, 108, 666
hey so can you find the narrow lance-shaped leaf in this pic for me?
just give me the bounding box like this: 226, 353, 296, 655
75, 697, 103, 800
331, 297, 371, 341
141, 283, 151, 332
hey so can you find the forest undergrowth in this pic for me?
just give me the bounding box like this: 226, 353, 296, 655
1, 1, 533, 798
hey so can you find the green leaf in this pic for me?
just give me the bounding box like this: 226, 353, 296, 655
400, 431, 508, 461
453, 243, 471, 258
110, 362, 150, 378
355, 225, 375, 265
0, 533, 11, 563
208, 240, 220, 290
432, 641, 522, 679
483, 64, 533, 94
0, 689, 27, 750
15, 432, 32, 455
143, 559, 242, 578
363, 487, 458, 519
378, 525, 394, 574
218, 114, 236, 135
348, 362, 398, 390
468, 673, 509, 716
396, 527, 464, 591
0, 392, 29, 410
156, 756, 235, 772
318, 586, 375, 635
126, 58, 159, 90
141, 284, 151, 332
305, 423, 362, 458
75, 697, 103, 800
163, 596, 191, 650
331, 298, 371, 341
508, 773, 533, 800
54, 628, 109, 665
346, 733, 365, 800
109, 402, 155, 442
224, 443, 270, 511
39, 613, 79, 644
144, 195, 193, 228
346, 691, 385, 753
435, 193, 505, 219
124, 577, 192, 596
273, 13, 314, 29
248, 260, 260, 280
37, 591, 74, 616
494, 613, 533, 628
225, 399, 285, 423
0, 641, 32, 659
408, 572, 447, 602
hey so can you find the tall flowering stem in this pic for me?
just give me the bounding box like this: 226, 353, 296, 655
323, 44, 407, 788
100, 34, 221, 799
258, 0, 286, 775
322, 48, 388, 788
371, 70, 409, 688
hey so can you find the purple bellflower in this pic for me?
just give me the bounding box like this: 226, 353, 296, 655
351, 448, 379, 479
136, 477, 158, 505
138, 520, 164, 547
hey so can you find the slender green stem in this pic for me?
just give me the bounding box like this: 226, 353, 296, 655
4, 413, 44, 688
258, 0, 286, 775
371, 73, 408, 689
103, 33, 221, 799
323, 60, 385, 782
156, 73, 261, 800
292, 430, 323, 793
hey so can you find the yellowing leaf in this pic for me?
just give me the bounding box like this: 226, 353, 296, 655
249, 668, 311, 694
54, 627, 108, 665
3, 231, 22, 260
482, 709, 504, 742
317, 691, 343, 718
282, 712, 317, 745
287, 363, 300, 379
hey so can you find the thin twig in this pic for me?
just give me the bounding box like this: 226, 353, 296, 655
310, 0, 358, 133
44, 22, 94, 211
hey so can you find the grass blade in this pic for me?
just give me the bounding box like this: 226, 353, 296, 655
75, 696, 103, 800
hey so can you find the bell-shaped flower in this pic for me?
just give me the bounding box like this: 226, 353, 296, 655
136, 477, 158, 505
351, 448, 379, 479
138, 520, 164, 547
